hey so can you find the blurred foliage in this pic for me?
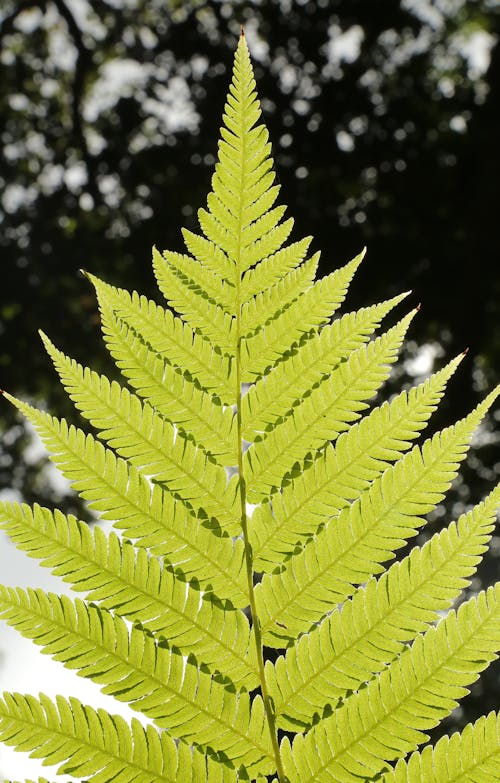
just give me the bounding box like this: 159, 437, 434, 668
1, 0, 499, 735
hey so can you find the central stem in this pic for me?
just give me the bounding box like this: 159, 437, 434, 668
234, 284, 287, 783
233, 47, 287, 777
235, 357, 287, 783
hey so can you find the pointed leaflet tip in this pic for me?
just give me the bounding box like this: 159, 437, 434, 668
355, 246, 367, 264
449, 350, 467, 368
461, 347, 470, 357
383, 291, 412, 310
240, 25, 245, 38
38, 330, 55, 353
345, 247, 366, 275
433, 351, 468, 383
38, 329, 50, 351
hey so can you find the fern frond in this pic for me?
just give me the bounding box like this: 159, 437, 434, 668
0, 435, 247, 606
237, 177, 279, 229
89, 274, 236, 402
268, 483, 500, 730
241, 292, 409, 439
152, 247, 237, 354
157, 248, 236, 312
2, 33, 499, 783
88, 307, 238, 464
240, 203, 287, 250
197, 207, 242, 268
241, 216, 295, 273
0, 499, 248, 612
251, 353, 463, 570
0, 692, 239, 782
40, 336, 239, 514
196, 36, 288, 277
181, 228, 237, 284
240, 254, 319, 336
245, 310, 415, 502
240, 237, 312, 302
282, 585, 500, 783
0, 504, 255, 685
0, 590, 271, 773
256, 387, 499, 644
240, 251, 364, 380
6, 394, 240, 535
382, 711, 500, 783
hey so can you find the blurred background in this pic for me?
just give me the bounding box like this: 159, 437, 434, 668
0, 0, 499, 778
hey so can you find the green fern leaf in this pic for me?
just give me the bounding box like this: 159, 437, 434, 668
256, 388, 499, 645
181, 228, 237, 284
282, 584, 500, 783
0, 502, 250, 640
240, 252, 364, 380
240, 253, 319, 336
245, 310, 416, 502
86, 303, 238, 464
91, 274, 236, 402
152, 247, 237, 354
241, 291, 409, 439
0, 589, 271, 773
41, 333, 240, 505
251, 353, 463, 570
156, 248, 236, 312
381, 711, 500, 783
268, 483, 500, 730
1, 32, 499, 783
5, 394, 240, 535
240, 236, 312, 301
0, 693, 239, 782
0, 507, 256, 687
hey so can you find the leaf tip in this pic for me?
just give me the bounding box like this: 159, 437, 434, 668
38, 330, 55, 355
152, 245, 163, 264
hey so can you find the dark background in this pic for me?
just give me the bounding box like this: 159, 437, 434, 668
1, 0, 499, 741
